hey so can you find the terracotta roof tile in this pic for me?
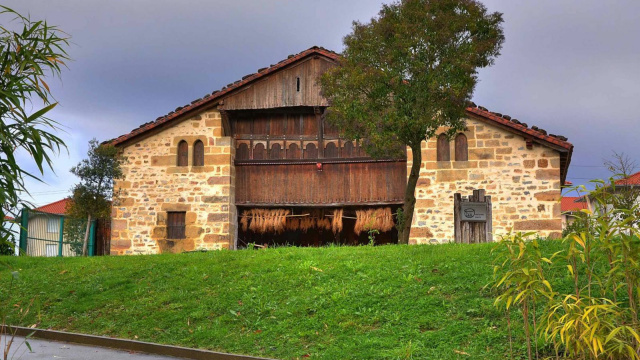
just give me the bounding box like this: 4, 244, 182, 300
561, 196, 589, 213
33, 198, 71, 215
465, 105, 572, 151
614, 171, 640, 186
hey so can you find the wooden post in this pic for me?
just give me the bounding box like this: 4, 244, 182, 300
454, 189, 493, 244
454, 193, 461, 243
315, 107, 324, 158
19, 208, 29, 255
58, 216, 64, 257
486, 195, 493, 242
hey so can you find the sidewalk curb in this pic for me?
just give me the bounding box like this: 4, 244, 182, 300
2, 326, 276, 360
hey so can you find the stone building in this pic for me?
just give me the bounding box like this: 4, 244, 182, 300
107, 46, 573, 254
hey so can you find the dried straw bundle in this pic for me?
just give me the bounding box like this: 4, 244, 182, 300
379, 207, 394, 233
331, 209, 343, 233
317, 218, 331, 231
286, 217, 300, 231
240, 211, 249, 232
354, 207, 394, 235
244, 208, 290, 233
299, 216, 315, 232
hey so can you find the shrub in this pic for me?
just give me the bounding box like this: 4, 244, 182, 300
490, 178, 640, 359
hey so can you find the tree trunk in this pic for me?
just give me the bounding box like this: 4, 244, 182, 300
82, 214, 92, 257
398, 142, 422, 245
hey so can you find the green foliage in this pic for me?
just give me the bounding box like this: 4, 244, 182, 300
0, 242, 565, 359
320, 0, 504, 244
490, 179, 640, 359
367, 228, 380, 246
321, 0, 504, 156
0, 6, 69, 251
62, 216, 86, 255
66, 139, 123, 256
490, 232, 556, 359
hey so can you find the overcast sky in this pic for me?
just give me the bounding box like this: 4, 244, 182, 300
4, 0, 640, 207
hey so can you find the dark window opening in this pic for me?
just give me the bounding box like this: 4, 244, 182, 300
236, 143, 250, 160
193, 140, 204, 166
270, 143, 283, 159
436, 134, 450, 161
177, 140, 188, 166
325, 142, 338, 158
287, 143, 300, 159
296, 77, 300, 92
167, 212, 186, 239
455, 133, 468, 161
253, 143, 266, 160
304, 143, 318, 159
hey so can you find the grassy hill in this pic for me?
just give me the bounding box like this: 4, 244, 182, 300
0, 242, 564, 359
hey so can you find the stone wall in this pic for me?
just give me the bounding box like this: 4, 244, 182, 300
111, 109, 236, 255
408, 117, 563, 244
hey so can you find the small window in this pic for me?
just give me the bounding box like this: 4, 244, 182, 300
177, 140, 188, 166
287, 143, 300, 159
270, 143, 283, 159
236, 143, 250, 160
455, 133, 468, 161
437, 134, 450, 161
253, 143, 266, 160
167, 212, 186, 239
325, 142, 338, 158
304, 143, 318, 159
343, 141, 355, 158
296, 77, 301, 92
47, 217, 58, 233
193, 140, 204, 166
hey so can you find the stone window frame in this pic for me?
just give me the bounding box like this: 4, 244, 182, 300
436, 133, 450, 162
454, 133, 468, 162
193, 140, 205, 166
177, 140, 189, 167
166, 211, 186, 239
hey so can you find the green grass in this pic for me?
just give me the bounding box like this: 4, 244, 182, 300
0, 242, 565, 359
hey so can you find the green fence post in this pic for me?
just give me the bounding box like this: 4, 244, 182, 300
19, 208, 28, 256
88, 220, 96, 257
58, 216, 65, 257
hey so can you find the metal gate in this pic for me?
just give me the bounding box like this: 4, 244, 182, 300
18, 208, 96, 257
453, 189, 493, 243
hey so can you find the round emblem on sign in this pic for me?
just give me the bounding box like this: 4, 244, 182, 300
464, 208, 475, 218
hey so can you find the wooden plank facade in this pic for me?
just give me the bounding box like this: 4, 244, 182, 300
220, 56, 407, 209
219, 57, 333, 110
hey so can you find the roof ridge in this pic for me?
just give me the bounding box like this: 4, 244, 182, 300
108, 46, 339, 146
465, 102, 571, 148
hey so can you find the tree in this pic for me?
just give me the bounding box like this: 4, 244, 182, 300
67, 139, 123, 256
320, 0, 504, 244
603, 151, 639, 221
0, 6, 69, 251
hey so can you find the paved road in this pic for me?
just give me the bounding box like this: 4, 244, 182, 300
2, 336, 182, 359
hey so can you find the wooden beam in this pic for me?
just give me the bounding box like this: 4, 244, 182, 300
219, 110, 231, 137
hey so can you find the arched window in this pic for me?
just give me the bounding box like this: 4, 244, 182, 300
253, 143, 266, 160
436, 134, 450, 161
343, 141, 355, 158
304, 143, 318, 159
287, 143, 300, 159
236, 143, 250, 160
177, 140, 188, 166
270, 143, 283, 159
454, 133, 468, 161
325, 142, 338, 158
193, 140, 204, 166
